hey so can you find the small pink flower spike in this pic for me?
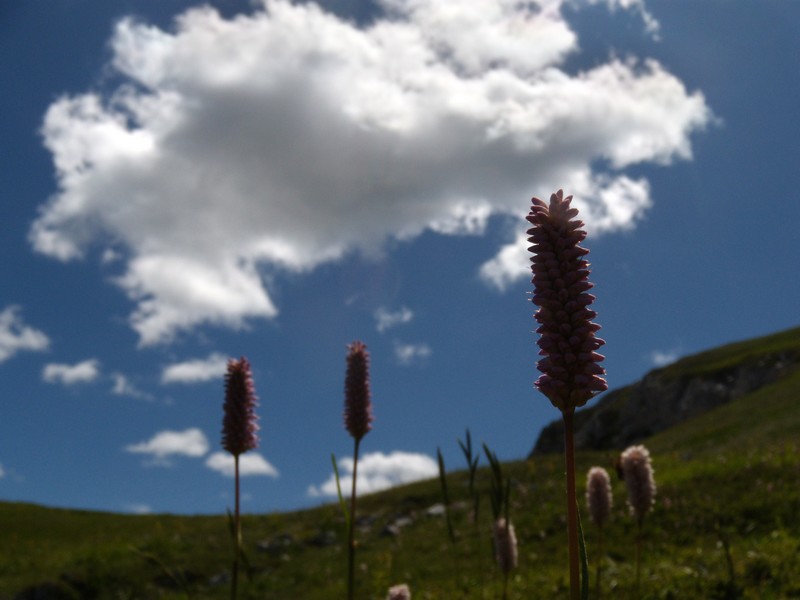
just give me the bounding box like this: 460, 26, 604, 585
387, 584, 411, 600
620, 445, 656, 521
344, 341, 373, 441
222, 357, 260, 456
586, 466, 613, 527
493, 517, 519, 574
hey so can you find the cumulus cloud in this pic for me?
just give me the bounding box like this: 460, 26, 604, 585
42, 359, 100, 385
161, 352, 228, 384
0, 306, 50, 363
32, 0, 711, 344
375, 306, 413, 333
479, 177, 651, 289
308, 450, 438, 497
205, 451, 279, 477
0, 463, 4, 478
125, 427, 209, 465
393, 341, 432, 365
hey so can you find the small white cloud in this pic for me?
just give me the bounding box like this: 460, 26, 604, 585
125, 428, 209, 465
585, 0, 661, 38
308, 450, 438, 498
0, 463, 4, 478
649, 349, 679, 367
42, 359, 100, 385
161, 352, 228, 384
0, 306, 50, 363
394, 341, 431, 366
111, 372, 153, 400
205, 451, 279, 478
374, 306, 414, 333
123, 503, 152, 514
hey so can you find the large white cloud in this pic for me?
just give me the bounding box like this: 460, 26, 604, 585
0, 306, 50, 363
31, 0, 711, 344
308, 450, 438, 497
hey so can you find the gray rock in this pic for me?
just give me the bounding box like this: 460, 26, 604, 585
531, 348, 798, 455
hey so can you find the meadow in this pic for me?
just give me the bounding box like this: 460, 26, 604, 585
2, 328, 799, 599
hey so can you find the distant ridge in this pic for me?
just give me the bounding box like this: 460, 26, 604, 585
531, 325, 800, 455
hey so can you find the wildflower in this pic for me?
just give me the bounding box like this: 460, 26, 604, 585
221, 356, 260, 600
493, 518, 519, 574
586, 466, 612, 597
344, 341, 373, 441
343, 340, 373, 600
527, 189, 607, 411
222, 357, 259, 456
528, 190, 607, 600
620, 445, 656, 521
387, 583, 411, 600
621, 444, 656, 593
586, 466, 613, 527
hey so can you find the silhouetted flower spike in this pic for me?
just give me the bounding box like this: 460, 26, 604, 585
344, 341, 373, 441
493, 517, 519, 574
222, 357, 260, 456
586, 466, 613, 527
527, 189, 608, 410
620, 445, 656, 521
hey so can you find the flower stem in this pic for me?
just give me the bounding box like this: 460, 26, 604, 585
347, 438, 361, 600
596, 525, 604, 599
231, 453, 240, 600
635, 517, 643, 597
563, 408, 580, 600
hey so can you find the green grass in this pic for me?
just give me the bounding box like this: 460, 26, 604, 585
652, 325, 800, 381
2, 327, 800, 599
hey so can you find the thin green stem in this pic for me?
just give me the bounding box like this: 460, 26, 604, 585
347, 438, 361, 600
595, 525, 604, 599
563, 409, 580, 600
635, 517, 642, 598
231, 454, 240, 600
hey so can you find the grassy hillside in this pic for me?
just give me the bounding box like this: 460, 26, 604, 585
2, 329, 800, 599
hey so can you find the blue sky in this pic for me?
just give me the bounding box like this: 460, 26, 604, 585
1, 0, 798, 515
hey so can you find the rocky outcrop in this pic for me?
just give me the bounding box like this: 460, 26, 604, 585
530, 345, 799, 455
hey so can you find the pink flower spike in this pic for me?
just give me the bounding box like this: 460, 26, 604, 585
620, 445, 656, 521
344, 341, 373, 441
387, 583, 411, 600
586, 466, 613, 527
527, 189, 608, 410
222, 357, 260, 456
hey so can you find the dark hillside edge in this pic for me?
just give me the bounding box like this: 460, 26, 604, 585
531, 326, 800, 455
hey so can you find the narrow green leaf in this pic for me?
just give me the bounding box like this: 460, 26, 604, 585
437, 447, 456, 544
